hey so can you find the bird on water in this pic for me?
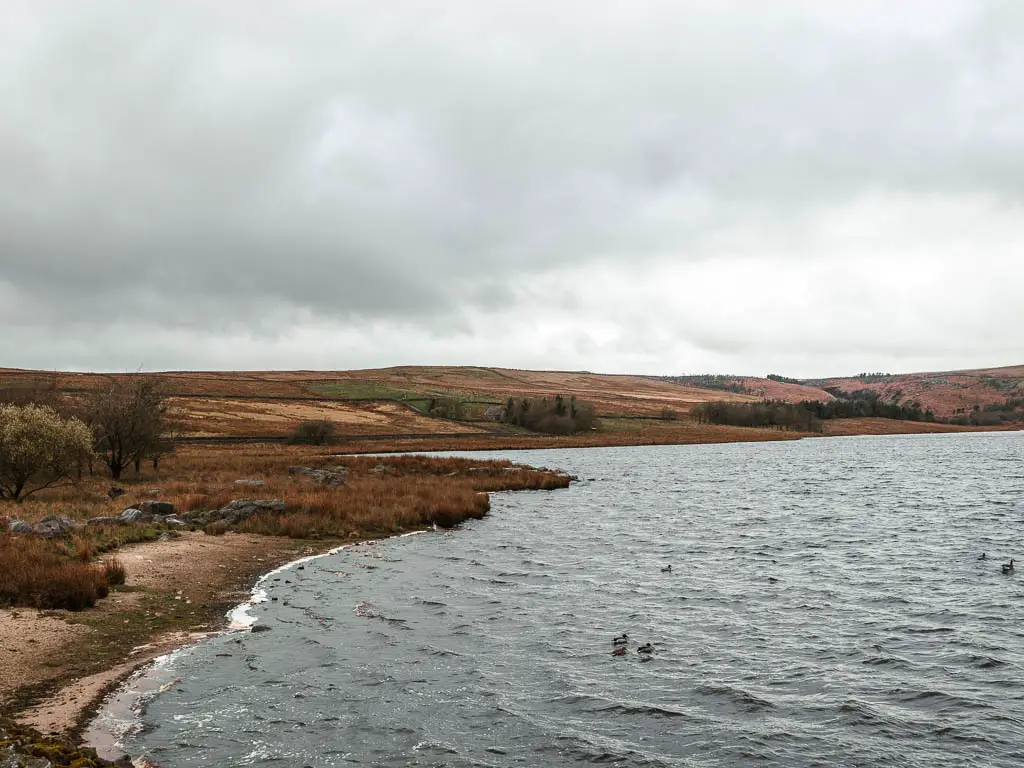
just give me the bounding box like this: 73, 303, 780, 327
1002, 559, 1015, 574
661, 565, 672, 573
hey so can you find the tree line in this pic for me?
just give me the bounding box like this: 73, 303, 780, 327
691, 401, 823, 433
948, 399, 1024, 426
766, 373, 802, 385
806, 388, 937, 421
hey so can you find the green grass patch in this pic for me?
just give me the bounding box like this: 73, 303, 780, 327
306, 380, 425, 400
597, 417, 646, 434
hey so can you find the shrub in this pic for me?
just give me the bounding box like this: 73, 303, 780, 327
0, 536, 110, 610
103, 557, 127, 586
0, 403, 93, 502
289, 420, 335, 445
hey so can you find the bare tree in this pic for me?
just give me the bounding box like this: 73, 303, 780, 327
87, 378, 167, 480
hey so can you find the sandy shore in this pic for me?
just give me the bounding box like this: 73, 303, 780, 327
1, 531, 335, 740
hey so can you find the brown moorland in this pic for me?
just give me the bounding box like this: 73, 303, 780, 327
4, 364, 1020, 433
814, 364, 1024, 418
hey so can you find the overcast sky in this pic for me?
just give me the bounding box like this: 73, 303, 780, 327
2, 0, 1022, 378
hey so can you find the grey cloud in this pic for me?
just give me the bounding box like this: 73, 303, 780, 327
1, 1, 1022, 372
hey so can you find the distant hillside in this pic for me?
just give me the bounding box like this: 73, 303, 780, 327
810, 364, 1024, 420
2, 363, 1020, 437
656, 365, 1023, 422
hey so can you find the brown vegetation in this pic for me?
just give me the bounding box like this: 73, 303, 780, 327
4, 365, 1020, 442
0, 445, 571, 613
0, 537, 112, 611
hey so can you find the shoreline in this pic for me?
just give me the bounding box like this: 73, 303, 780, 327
82, 536, 405, 762
2, 531, 349, 751
2, 425, 1017, 763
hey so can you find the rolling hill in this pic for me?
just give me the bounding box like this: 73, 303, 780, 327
1, 363, 1020, 442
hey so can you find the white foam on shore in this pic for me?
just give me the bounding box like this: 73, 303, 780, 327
228, 528, 434, 625
86, 528, 438, 761
83, 647, 195, 764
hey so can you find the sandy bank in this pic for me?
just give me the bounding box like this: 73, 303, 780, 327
2, 531, 335, 739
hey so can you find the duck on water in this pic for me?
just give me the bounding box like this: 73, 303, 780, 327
1002, 559, 1015, 574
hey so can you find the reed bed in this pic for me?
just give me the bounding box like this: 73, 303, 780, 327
0, 445, 572, 610
0, 536, 111, 610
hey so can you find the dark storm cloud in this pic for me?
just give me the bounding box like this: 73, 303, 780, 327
1, 0, 1022, 372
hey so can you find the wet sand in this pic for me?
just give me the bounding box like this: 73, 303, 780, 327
2, 531, 332, 738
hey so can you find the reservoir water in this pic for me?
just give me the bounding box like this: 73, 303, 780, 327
113, 431, 1024, 766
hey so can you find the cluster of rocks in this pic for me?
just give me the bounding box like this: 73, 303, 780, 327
4, 465, 353, 537
5, 499, 193, 537
288, 465, 348, 486
5, 495, 291, 536
181, 499, 287, 527
0, 717, 132, 767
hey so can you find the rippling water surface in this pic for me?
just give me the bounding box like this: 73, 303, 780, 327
119, 432, 1024, 766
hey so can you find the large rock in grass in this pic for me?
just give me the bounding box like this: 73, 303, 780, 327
33, 515, 77, 537
287, 466, 347, 486
8, 519, 33, 535
119, 508, 150, 524
137, 500, 175, 516
183, 499, 287, 526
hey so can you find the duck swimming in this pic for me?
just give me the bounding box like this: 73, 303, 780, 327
613, 634, 628, 645
979, 553, 987, 560
637, 643, 655, 654
661, 565, 672, 573
611, 647, 627, 656
1002, 559, 1015, 574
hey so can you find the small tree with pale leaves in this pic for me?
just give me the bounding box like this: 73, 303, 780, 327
0, 403, 93, 502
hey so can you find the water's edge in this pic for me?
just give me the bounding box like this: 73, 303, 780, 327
84, 534, 430, 763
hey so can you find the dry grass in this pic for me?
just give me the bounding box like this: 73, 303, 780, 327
169, 396, 491, 437
0, 445, 571, 611
0, 536, 111, 610
102, 557, 126, 585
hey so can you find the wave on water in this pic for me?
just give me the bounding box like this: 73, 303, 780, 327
93, 433, 1024, 767
86, 533, 435, 761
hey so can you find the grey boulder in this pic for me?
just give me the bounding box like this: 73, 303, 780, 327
184, 499, 287, 526
8, 519, 33, 535
137, 500, 175, 516
33, 515, 77, 537
118, 508, 148, 523
288, 466, 347, 486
